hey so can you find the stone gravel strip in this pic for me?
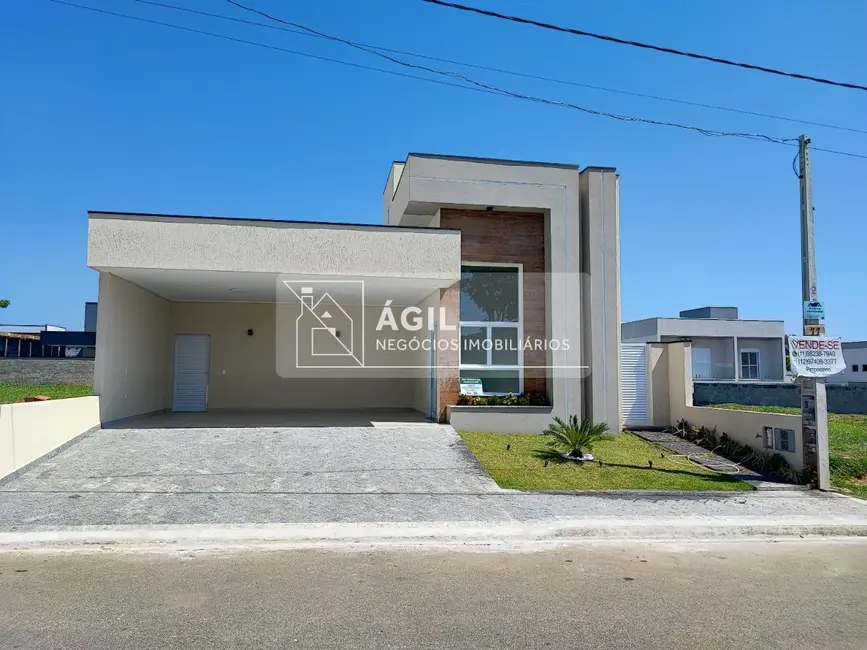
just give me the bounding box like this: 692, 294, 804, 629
630, 429, 799, 491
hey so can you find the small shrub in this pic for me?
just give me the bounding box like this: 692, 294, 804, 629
544, 415, 610, 459
456, 391, 549, 406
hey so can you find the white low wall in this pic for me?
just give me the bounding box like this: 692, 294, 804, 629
679, 405, 804, 472
0, 397, 100, 482
447, 406, 554, 433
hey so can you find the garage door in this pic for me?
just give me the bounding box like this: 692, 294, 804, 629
620, 343, 650, 428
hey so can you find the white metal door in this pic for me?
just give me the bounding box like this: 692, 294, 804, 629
620, 343, 650, 428
172, 334, 210, 412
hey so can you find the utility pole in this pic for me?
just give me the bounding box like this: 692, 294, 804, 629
798, 134, 830, 489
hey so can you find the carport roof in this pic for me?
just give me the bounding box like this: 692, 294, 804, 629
87, 210, 462, 303
87, 210, 460, 233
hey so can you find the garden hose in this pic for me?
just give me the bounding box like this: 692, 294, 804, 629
665, 453, 744, 475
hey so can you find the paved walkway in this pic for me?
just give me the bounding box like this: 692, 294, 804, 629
630, 429, 794, 490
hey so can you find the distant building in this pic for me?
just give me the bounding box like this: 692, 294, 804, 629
0, 303, 98, 358
0, 324, 66, 357
826, 341, 867, 385
622, 306, 786, 382
84, 302, 98, 333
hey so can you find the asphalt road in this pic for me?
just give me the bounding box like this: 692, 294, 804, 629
2, 540, 866, 649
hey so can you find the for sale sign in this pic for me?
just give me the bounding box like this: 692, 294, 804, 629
788, 335, 846, 378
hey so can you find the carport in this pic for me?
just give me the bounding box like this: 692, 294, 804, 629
87, 212, 461, 425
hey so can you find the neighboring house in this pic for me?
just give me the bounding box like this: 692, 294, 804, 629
622, 306, 785, 382
827, 341, 867, 385
86, 153, 621, 429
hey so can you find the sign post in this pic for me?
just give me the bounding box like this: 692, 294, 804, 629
796, 135, 830, 489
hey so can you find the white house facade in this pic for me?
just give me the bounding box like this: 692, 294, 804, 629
88, 153, 622, 432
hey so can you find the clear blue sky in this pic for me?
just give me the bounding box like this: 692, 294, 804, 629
1, 0, 865, 337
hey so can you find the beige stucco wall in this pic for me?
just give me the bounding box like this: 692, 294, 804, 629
580, 168, 621, 429
171, 302, 430, 411
0, 396, 100, 481
410, 290, 441, 417
95, 273, 171, 422
647, 343, 670, 427
88, 214, 460, 281
662, 342, 804, 471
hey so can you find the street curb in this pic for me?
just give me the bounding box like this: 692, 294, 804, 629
2, 518, 866, 552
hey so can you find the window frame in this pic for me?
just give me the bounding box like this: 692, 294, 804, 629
458, 262, 524, 395
764, 426, 796, 453
692, 347, 713, 380
740, 348, 761, 380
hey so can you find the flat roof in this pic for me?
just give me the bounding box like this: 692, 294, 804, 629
623, 316, 785, 325
87, 211, 461, 233
405, 152, 584, 171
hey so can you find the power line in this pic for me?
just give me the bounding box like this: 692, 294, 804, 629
422, 0, 867, 93
45, 1, 513, 93
810, 145, 867, 160
221, 0, 794, 145
124, 0, 866, 135
43, 0, 867, 161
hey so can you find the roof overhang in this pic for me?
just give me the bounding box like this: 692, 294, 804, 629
87, 213, 461, 305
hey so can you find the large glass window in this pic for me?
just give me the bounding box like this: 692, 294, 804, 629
459, 265, 522, 395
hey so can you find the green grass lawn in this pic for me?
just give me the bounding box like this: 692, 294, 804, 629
713, 403, 867, 499
459, 431, 752, 492
0, 383, 94, 404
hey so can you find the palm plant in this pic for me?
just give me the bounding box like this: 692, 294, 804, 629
544, 415, 609, 459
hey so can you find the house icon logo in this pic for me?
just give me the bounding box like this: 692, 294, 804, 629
282, 280, 365, 368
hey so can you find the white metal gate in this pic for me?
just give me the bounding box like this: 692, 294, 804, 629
620, 343, 650, 428
172, 334, 210, 412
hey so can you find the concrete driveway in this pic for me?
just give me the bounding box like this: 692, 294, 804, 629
0, 410, 501, 530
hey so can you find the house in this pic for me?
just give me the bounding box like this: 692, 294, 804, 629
622, 306, 786, 382
87, 153, 621, 431
826, 341, 867, 385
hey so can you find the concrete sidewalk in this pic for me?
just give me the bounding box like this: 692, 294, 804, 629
3, 491, 866, 552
